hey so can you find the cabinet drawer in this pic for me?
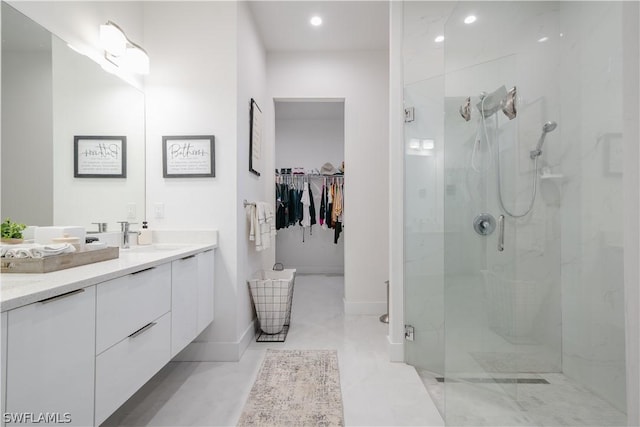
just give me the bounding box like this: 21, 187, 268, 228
96, 263, 171, 354
95, 311, 171, 426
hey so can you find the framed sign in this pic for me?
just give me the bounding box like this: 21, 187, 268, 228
249, 98, 262, 176
74, 135, 126, 178
162, 135, 215, 178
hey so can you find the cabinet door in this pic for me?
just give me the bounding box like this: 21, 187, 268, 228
197, 249, 215, 334
171, 255, 198, 357
6, 287, 96, 426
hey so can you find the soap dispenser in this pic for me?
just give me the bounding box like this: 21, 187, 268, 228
138, 221, 152, 245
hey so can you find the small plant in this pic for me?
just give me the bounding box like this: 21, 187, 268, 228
1, 218, 26, 239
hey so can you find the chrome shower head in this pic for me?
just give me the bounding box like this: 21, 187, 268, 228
530, 121, 558, 159
476, 85, 507, 118
542, 121, 557, 133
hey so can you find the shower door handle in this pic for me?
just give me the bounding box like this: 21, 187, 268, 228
497, 215, 505, 252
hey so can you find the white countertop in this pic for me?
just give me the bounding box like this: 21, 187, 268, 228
0, 243, 216, 312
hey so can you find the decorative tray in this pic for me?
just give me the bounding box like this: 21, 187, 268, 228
1, 246, 119, 274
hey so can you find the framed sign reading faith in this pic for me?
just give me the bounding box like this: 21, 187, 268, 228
249, 98, 262, 176
162, 135, 215, 178
74, 136, 126, 178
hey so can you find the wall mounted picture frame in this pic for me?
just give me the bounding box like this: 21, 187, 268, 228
162, 135, 215, 178
74, 135, 126, 178
249, 98, 262, 176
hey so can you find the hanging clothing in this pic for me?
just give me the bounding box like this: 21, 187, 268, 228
326, 184, 334, 229
301, 182, 311, 227
319, 184, 326, 226
309, 183, 316, 227
334, 221, 342, 244
331, 183, 343, 225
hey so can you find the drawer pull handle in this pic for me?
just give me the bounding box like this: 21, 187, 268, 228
39, 288, 85, 304
131, 267, 156, 275
181, 255, 196, 260
128, 322, 157, 339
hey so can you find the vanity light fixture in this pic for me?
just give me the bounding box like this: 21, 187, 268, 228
100, 21, 127, 56
100, 21, 149, 75
310, 16, 323, 26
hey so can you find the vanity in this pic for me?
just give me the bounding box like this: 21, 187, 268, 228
0, 241, 216, 426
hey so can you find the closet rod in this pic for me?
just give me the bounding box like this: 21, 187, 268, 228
276, 174, 344, 178
243, 200, 256, 208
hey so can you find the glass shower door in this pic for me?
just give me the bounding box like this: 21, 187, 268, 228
442, 3, 565, 424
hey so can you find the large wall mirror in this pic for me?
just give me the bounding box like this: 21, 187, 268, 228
1, 1, 145, 231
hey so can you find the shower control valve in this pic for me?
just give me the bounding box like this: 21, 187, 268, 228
473, 213, 496, 236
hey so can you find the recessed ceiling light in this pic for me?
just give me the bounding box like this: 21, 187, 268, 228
434, 35, 445, 43
538, 36, 549, 43
464, 15, 477, 24
310, 16, 322, 26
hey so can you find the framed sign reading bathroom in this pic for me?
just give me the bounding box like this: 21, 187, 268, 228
162, 135, 215, 178
249, 98, 262, 176
74, 135, 127, 178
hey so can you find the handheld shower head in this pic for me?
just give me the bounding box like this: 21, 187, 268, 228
542, 121, 557, 133
530, 121, 558, 159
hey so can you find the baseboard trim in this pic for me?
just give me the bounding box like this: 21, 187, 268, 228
343, 298, 386, 315
387, 335, 404, 362
172, 320, 257, 362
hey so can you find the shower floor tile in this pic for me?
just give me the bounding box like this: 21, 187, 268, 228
416, 369, 627, 426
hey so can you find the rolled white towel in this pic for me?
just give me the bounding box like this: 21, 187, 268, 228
29, 243, 76, 258
4, 248, 32, 258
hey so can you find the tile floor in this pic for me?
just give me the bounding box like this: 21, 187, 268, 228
103, 274, 444, 427
417, 369, 627, 426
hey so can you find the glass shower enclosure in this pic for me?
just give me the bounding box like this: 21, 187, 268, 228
404, 2, 632, 425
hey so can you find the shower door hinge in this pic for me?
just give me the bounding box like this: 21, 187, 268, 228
404, 324, 415, 341
404, 107, 415, 122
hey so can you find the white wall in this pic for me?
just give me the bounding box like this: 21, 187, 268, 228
388, 0, 405, 361
275, 112, 345, 274
235, 1, 269, 352
143, 1, 243, 361
267, 51, 389, 314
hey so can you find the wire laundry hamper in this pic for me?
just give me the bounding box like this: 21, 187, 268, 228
248, 268, 296, 334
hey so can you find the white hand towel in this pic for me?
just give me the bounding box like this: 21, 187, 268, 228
29, 243, 76, 258
4, 248, 32, 258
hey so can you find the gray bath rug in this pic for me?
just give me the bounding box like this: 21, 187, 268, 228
237, 349, 344, 427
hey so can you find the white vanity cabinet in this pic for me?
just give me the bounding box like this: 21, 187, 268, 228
5, 287, 96, 427
94, 264, 172, 426
171, 254, 198, 357
197, 249, 215, 334
1, 244, 216, 426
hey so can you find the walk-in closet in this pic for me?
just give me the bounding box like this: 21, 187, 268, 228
274, 100, 345, 275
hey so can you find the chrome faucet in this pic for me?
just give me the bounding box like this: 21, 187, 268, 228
117, 221, 138, 249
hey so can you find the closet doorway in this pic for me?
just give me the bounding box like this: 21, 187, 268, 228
274, 99, 345, 276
